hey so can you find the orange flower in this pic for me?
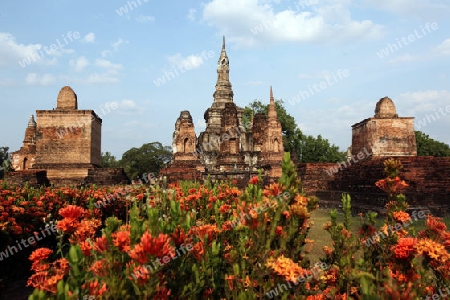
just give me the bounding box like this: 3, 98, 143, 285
141, 232, 174, 257
130, 264, 151, 284
59, 205, 85, 219
263, 183, 283, 197
112, 230, 131, 252
80, 240, 93, 256
71, 218, 101, 243
266, 255, 306, 283
426, 216, 447, 233
90, 259, 108, 277
391, 237, 417, 259
27, 272, 48, 290
218, 204, 232, 214
190, 224, 221, 242
416, 238, 450, 263
191, 241, 205, 260
323, 246, 333, 256
43, 273, 64, 293
294, 195, 308, 205
249, 176, 259, 185
170, 227, 187, 247
225, 274, 235, 291
275, 226, 283, 236
222, 220, 235, 231
128, 243, 148, 264
53, 258, 69, 276
29, 248, 53, 262
94, 236, 109, 252
57, 217, 79, 233
129, 231, 174, 264
83, 280, 107, 296
392, 211, 411, 223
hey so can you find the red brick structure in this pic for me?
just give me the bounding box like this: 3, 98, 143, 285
33, 86, 102, 179
161, 37, 284, 186
7, 86, 129, 186
351, 96, 417, 157
11, 115, 37, 171
298, 97, 449, 215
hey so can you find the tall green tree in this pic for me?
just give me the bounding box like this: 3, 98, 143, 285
101, 151, 119, 168
415, 131, 450, 156
243, 100, 345, 163
0, 147, 10, 179
120, 142, 172, 180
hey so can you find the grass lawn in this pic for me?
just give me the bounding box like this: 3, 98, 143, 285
304, 208, 450, 263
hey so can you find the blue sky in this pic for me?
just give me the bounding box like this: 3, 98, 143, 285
1, 0, 449, 158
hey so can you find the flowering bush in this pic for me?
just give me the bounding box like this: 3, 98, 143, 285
321, 158, 450, 299
2, 156, 450, 299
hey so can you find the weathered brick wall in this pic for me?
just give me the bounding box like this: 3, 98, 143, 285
297, 163, 337, 193
173, 111, 197, 159
4, 170, 49, 187
160, 161, 203, 183
312, 156, 450, 216
90, 117, 102, 166
84, 168, 130, 186
220, 103, 240, 155
352, 118, 416, 157
35, 110, 101, 166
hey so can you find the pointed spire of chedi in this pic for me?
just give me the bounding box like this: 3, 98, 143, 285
268, 86, 278, 120
213, 36, 234, 107
23, 114, 36, 145
27, 114, 36, 128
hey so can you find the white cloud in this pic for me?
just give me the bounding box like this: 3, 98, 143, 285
85, 72, 119, 83
187, 8, 197, 21
436, 38, 450, 55
101, 50, 113, 58
195, 117, 206, 129
202, 0, 384, 47
298, 70, 334, 79
388, 54, 420, 64
110, 99, 145, 115
69, 56, 89, 72
135, 15, 155, 23
0, 79, 16, 87
166, 53, 205, 69
245, 81, 264, 86
111, 38, 129, 52
95, 59, 122, 70
25, 73, 56, 86
397, 90, 450, 116
82, 32, 95, 43
364, 0, 450, 16
0, 32, 41, 65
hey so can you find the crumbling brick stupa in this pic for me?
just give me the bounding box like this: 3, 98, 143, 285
161, 37, 284, 186
8, 86, 128, 187
297, 96, 450, 216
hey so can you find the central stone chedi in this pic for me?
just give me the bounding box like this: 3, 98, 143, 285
161, 37, 284, 185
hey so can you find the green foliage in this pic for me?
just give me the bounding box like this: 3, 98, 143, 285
119, 142, 172, 179
101, 151, 119, 168
0, 146, 10, 179
415, 130, 450, 156
243, 100, 345, 162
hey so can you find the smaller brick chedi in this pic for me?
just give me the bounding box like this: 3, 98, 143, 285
351, 96, 417, 157
10, 86, 128, 186
161, 37, 284, 185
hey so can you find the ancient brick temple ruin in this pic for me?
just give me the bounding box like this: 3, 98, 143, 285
351, 96, 417, 157
161, 37, 284, 185
298, 96, 450, 216
8, 86, 128, 186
